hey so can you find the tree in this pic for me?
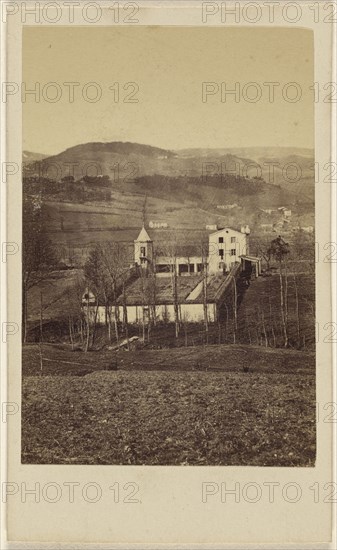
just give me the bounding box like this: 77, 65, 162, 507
61, 175, 75, 183
99, 242, 127, 344
67, 274, 86, 349
22, 195, 59, 342
201, 242, 209, 342
268, 235, 290, 347
84, 242, 129, 346
290, 228, 315, 348
254, 237, 272, 271
165, 235, 180, 338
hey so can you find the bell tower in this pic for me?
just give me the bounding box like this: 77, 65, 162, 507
134, 226, 153, 268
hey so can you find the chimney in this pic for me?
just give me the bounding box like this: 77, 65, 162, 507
241, 224, 250, 254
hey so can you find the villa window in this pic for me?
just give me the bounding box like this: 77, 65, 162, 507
140, 246, 146, 256
230, 249, 236, 256
231, 237, 236, 243
219, 249, 224, 259
218, 237, 224, 243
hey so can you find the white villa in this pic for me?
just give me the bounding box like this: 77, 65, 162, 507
134, 224, 252, 275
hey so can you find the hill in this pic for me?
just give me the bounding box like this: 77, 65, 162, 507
24, 141, 314, 201
23, 141, 314, 265
176, 146, 313, 160
23, 150, 49, 163
175, 147, 314, 200
26, 141, 178, 181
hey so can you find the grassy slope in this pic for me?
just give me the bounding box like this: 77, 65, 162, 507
22, 343, 315, 376
22, 344, 315, 466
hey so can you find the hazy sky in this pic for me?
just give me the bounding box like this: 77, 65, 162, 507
23, 26, 314, 155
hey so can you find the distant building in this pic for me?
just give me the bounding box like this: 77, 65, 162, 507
206, 224, 218, 231
216, 203, 238, 210
260, 223, 274, 231
302, 226, 314, 233
278, 207, 292, 217
149, 221, 168, 229
260, 208, 277, 215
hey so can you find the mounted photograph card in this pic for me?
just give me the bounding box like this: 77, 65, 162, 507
2, 1, 336, 547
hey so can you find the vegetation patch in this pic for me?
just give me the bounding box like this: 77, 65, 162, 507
22, 367, 316, 466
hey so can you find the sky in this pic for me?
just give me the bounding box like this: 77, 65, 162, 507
23, 26, 314, 155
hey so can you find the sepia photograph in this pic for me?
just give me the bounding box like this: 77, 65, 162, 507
21, 25, 316, 467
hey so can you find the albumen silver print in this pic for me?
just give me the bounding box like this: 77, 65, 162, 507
20, 25, 316, 466
2, 2, 335, 546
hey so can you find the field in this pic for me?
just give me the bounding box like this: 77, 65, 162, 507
22, 344, 316, 466
44, 199, 214, 265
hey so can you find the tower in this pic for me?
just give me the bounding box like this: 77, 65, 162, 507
134, 226, 153, 268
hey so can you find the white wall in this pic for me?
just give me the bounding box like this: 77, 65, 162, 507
208, 228, 247, 273
90, 302, 216, 325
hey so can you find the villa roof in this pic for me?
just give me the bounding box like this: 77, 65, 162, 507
114, 274, 234, 306
209, 226, 243, 236
135, 226, 152, 242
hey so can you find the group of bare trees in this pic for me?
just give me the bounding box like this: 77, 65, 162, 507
160, 236, 210, 341
239, 231, 315, 349
81, 242, 130, 350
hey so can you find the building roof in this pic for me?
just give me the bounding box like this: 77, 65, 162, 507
115, 272, 234, 306
117, 275, 201, 305
135, 226, 152, 242
240, 254, 261, 262
208, 227, 243, 236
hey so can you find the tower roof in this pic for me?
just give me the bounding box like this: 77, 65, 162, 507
135, 226, 152, 242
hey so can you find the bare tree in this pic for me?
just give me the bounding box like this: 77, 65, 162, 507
163, 234, 180, 338
84, 245, 106, 349
254, 237, 272, 271
201, 243, 209, 341
39, 291, 43, 374
181, 310, 190, 347
67, 274, 86, 348
104, 243, 129, 344
122, 279, 130, 350
268, 236, 290, 347
86, 242, 127, 346
148, 249, 158, 327
139, 267, 147, 342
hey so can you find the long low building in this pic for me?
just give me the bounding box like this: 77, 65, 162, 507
82, 261, 258, 326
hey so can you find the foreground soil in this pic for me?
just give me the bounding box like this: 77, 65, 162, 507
22, 344, 315, 466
